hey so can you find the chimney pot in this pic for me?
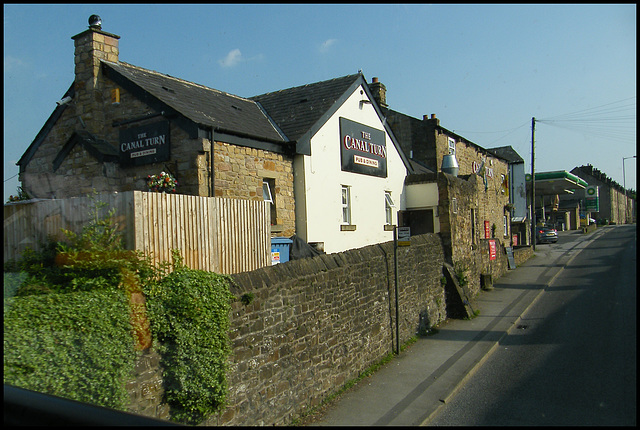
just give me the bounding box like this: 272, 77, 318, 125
372, 77, 379, 83
88, 14, 102, 29
431, 114, 436, 119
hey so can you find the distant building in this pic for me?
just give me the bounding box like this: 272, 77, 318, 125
528, 170, 587, 231
570, 164, 636, 224
487, 145, 528, 245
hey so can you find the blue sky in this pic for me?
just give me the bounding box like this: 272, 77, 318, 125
4, 4, 636, 201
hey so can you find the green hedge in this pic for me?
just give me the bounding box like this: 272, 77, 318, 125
3, 289, 136, 410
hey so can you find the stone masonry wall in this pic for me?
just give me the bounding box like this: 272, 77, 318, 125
126, 349, 170, 420
213, 141, 296, 237
122, 232, 531, 425
204, 233, 446, 426
437, 171, 511, 298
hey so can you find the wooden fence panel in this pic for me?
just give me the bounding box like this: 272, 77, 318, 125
4, 191, 271, 274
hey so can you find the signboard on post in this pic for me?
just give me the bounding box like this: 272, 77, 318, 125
397, 226, 411, 246
585, 185, 599, 211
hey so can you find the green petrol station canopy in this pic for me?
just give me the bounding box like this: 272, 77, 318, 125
525, 170, 588, 195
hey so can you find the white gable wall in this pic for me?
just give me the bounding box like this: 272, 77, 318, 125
294, 85, 408, 254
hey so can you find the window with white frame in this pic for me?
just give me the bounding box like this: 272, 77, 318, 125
385, 191, 395, 225
448, 137, 456, 155
341, 185, 351, 224
503, 215, 508, 237
263, 178, 277, 225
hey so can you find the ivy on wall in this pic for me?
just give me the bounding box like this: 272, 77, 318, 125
143, 264, 234, 424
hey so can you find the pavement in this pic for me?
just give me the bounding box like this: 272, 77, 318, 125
305, 227, 611, 426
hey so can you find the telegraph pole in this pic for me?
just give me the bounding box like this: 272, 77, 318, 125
531, 117, 536, 251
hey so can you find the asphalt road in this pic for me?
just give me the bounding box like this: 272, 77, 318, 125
425, 225, 637, 426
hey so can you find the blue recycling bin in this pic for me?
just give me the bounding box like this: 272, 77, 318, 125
271, 237, 293, 265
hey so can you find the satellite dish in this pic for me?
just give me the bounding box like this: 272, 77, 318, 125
88, 15, 102, 29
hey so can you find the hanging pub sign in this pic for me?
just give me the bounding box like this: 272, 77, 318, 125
119, 121, 170, 166
339, 117, 387, 178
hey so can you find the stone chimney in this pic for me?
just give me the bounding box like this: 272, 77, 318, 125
70, 15, 120, 135
369, 77, 388, 108
423, 113, 440, 127
71, 15, 120, 92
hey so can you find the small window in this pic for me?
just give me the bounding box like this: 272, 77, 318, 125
262, 180, 273, 203
448, 137, 456, 155
471, 208, 477, 244
341, 185, 351, 224
385, 191, 395, 225
451, 197, 457, 214
263, 179, 277, 225
503, 215, 508, 237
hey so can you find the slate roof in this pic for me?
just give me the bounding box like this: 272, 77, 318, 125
250, 74, 362, 143
487, 145, 524, 164
103, 61, 287, 144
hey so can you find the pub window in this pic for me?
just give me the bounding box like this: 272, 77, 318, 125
385, 191, 395, 225
263, 178, 277, 225
341, 185, 351, 224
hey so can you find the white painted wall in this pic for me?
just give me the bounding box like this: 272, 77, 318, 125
405, 181, 441, 233
406, 182, 439, 208
294, 85, 408, 254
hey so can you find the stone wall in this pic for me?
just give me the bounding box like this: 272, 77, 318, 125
212, 141, 296, 237
123, 232, 528, 425
126, 349, 170, 420
206, 233, 446, 426
436, 171, 511, 298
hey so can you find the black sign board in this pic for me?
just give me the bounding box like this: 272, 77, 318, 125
339, 117, 387, 178
119, 121, 170, 166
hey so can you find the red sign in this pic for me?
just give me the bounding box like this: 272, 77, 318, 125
489, 240, 497, 261
512, 234, 518, 247
484, 220, 491, 239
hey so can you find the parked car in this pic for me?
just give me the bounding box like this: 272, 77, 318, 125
536, 225, 558, 244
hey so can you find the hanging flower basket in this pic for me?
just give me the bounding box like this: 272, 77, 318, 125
147, 171, 178, 193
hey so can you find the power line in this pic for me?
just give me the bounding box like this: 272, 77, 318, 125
534, 97, 636, 144
4, 173, 19, 183
453, 120, 531, 147
537, 96, 636, 122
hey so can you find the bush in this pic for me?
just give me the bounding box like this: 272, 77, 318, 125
3, 289, 136, 410
4, 196, 235, 424
3, 196, 151, 411
143, 266, 234, 424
